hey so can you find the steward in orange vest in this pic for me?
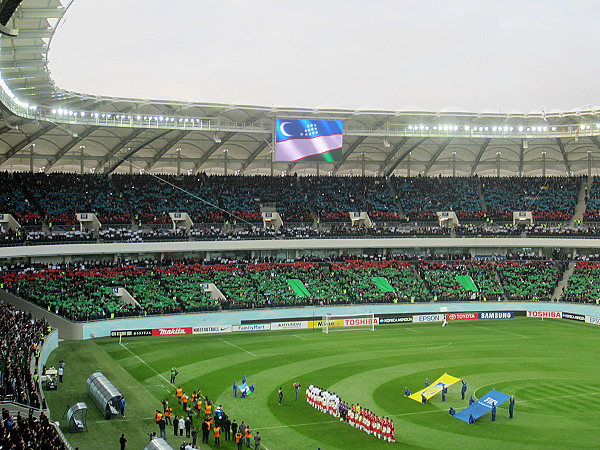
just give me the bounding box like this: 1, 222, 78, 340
214, 425, 221, 445
164, 406, 172, 424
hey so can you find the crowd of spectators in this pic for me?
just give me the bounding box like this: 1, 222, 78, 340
0, 255, 578, 321
562, 261, 600, 303
0, 301, 66, 448
392, 175, 483, 221
0, 303, 47, 408
301, 176, 400, 221
481, 176, 581, 221
0, 173, 593, 230
584, 177, 600, 220
0, 408, 65, 449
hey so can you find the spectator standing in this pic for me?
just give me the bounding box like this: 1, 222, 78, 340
223, 415, 231, 441
158, 418, 166, 440
191, 426, 198, 446
119, 433, 127, 450
254, 431, 261, 450
179, 416, 185, 436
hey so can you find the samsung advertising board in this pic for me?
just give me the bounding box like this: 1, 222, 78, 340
479, 312, 514, 320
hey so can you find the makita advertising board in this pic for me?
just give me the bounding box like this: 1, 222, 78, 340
151, 327, 193, 336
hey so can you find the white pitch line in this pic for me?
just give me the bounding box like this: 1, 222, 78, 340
293, 334, 308, 340
119, 342, 171, 390
218, 338, 257, 356
471, 324, 530, 339
519, 391, 600, 404
430, 342, 452, 350
406, 328, 424, 334
258, 420, 337, 430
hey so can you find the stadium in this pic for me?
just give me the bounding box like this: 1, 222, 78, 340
1, 1, 600, 449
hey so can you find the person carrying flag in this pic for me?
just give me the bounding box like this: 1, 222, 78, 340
461, 380, 467, 400
509, 395, 515, 418
469, 394, 475, 405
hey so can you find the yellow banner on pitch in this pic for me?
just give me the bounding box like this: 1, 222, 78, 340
408, 373, 461, 402
307, 319, 344, 329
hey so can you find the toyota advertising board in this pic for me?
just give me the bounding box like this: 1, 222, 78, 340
445, 312, 478, 321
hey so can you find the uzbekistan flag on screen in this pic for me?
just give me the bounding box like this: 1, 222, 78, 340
276, 118, 344, 162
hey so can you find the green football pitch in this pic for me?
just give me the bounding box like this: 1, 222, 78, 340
44, 318, 600, 449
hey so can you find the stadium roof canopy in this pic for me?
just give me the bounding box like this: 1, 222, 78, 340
1, 0, 600, 177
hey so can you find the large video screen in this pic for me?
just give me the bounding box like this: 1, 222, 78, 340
275, 118, 344, 162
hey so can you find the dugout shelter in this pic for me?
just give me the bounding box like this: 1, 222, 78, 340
85, 371, 122, 420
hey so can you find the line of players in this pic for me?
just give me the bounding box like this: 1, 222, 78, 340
306, 384, 395, 443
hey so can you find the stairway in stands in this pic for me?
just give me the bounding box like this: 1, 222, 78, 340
570, 175, 591, 226
553, 261, 575, 301
386, 178, 406, 220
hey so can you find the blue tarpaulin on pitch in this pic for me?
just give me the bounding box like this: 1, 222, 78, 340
454, 389, 511, 422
